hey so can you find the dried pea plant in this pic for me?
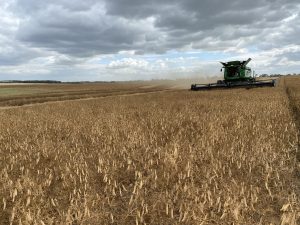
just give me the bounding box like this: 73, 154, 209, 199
0, 81, 299, 224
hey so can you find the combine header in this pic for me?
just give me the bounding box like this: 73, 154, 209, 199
191, 58, 276, 90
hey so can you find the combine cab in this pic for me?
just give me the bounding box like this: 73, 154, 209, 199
191, 58, 276, 90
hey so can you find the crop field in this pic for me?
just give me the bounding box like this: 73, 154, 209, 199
0, 77, 299, 224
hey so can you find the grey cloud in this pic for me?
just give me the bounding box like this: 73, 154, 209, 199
0, 45, 39, 66
11, 0, 99, 14
0, 20, 41, 65
0, 0, 299, 80
14, 1, 158, 56
9, 0, 299, 59
283, 52, 300, 61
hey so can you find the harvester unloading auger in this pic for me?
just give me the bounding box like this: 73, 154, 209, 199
191, 58, 276, 90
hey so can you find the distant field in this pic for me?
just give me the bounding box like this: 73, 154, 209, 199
0, 87, 50, 96
0, 82, 171, 106
0, 77, 299, 224
0, 78, 225, 106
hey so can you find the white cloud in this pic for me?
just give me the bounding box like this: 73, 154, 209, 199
107, 58, 149, 70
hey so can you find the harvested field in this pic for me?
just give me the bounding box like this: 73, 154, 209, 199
0, 82, 169, 107
0, 78, 299, 224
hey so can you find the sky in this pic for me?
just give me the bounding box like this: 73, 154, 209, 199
0, 0, 299, 81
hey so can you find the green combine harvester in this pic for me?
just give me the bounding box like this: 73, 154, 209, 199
191, 58, 276, 90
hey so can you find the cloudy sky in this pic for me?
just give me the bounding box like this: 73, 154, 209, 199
0, 0, 299, 81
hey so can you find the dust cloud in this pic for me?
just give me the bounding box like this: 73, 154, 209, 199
139, 76, 222, 89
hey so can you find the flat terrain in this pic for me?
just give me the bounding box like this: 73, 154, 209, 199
0, 82, 171, 107
0, 77, 299, 224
